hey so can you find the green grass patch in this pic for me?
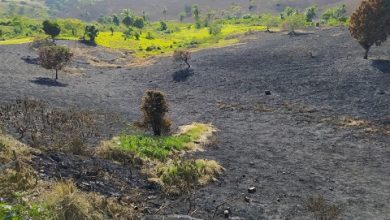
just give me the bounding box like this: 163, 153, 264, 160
97, 123, 214, 161
95, 24, 266, 57
118, 123, 211, 160
0, 37, 33, 45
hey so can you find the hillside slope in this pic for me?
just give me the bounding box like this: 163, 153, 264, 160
0, 27, 389, 219
0, 0, 361, 20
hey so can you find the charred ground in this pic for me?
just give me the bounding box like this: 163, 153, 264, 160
0, 27, 389, 219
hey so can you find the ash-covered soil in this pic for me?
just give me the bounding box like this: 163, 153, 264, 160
0, 27, 389, 219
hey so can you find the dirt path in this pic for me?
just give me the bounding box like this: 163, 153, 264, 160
0, 27, 389, 219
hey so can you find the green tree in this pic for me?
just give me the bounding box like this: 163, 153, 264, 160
112, 14, 120, 26
349, 0, 390, 59
260, 13, 281, 32
38, 45, 73, 80
179, 12, 186, 22
121, 9, 133, 28
321, 5, 347, 22
84, 25, 99, 44
282, 6, 298, 18
140, 90, 171, 136
208, 23, 222, 35
133, 17, 145, 29
284, 13, 306, 34
304, 6, 317, 22
42, 20, 61, 41
159, 21, 168, 31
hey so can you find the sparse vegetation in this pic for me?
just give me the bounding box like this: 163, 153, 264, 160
306, 195, 343, 220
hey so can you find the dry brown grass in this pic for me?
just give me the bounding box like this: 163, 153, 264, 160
44, 181, 101, 220
0, 132, 40, 198
43, 181, 138, 220
324, 116, 390, 136
305, 195, 343, 220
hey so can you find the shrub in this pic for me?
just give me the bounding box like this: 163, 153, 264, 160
208, 23, 222, 35
139, 90, 171, 136
349, 0, 390, 59
173, 49, 191, 69
38, 45, 73, 80
159, 21, 168, 31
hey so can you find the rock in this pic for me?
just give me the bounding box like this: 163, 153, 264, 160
248, 187, 256, 193
265, 90, 272, 95
244, 196, 251, 203
142, 215, 202, 220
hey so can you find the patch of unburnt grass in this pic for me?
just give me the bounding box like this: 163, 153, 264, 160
305, 195, 343, 220
96, 123, 223, 196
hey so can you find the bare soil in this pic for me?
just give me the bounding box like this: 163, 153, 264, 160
0, 27, 389, 219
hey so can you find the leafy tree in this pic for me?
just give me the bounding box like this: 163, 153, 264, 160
260, 13, 281, 32
142, 11, 149, 22
284, 13, 306, 34
122, 28, 133, 40
173, 49, 191, 70
349, 0, 390, 59
42, 20, 61, 41
159, 21, 168, 31
109, 27, 114, 36
112, 15, 120, 26
282, 6, 298, 18
84, 25, 99, 44
38, 45, 73, 80
179, 12, 186, 22
185, 5, 192, 17
208, 23, 222, 35
121, 9, 134, 28
321, 5, 347, 22
139, 90, 171, 136
304, 6, 317, 22
192, 5, 200, 22
133, 17, 145, 29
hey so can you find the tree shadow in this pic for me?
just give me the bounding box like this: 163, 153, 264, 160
30, 77, 68, 87
372, 59, 390, 74
21, 56, 39, 65
172, 69, 194, 82
79, 39, 97, 47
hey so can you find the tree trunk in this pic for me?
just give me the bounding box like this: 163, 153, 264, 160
185, 60, 191, 70
55, 69, 58, 80
364, 48, 369, 59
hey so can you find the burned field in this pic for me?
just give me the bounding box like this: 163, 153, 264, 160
0, 27, 389, 219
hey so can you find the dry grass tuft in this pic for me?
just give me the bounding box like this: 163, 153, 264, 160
44, 181, 103, 220
305, 195, 343, 220
176, 123, 217, 151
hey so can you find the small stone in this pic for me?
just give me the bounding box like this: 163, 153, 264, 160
244, 196, 251, 203
224, 209, 230, 218
265, 90, 272, 95
277, 198, 281, 202
249, 162, 255, 166
248, 187, 256, 193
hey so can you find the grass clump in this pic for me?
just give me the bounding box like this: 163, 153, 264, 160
44, 181, 102, 220
98, 123, 215, 161
155, 159, 224, 195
